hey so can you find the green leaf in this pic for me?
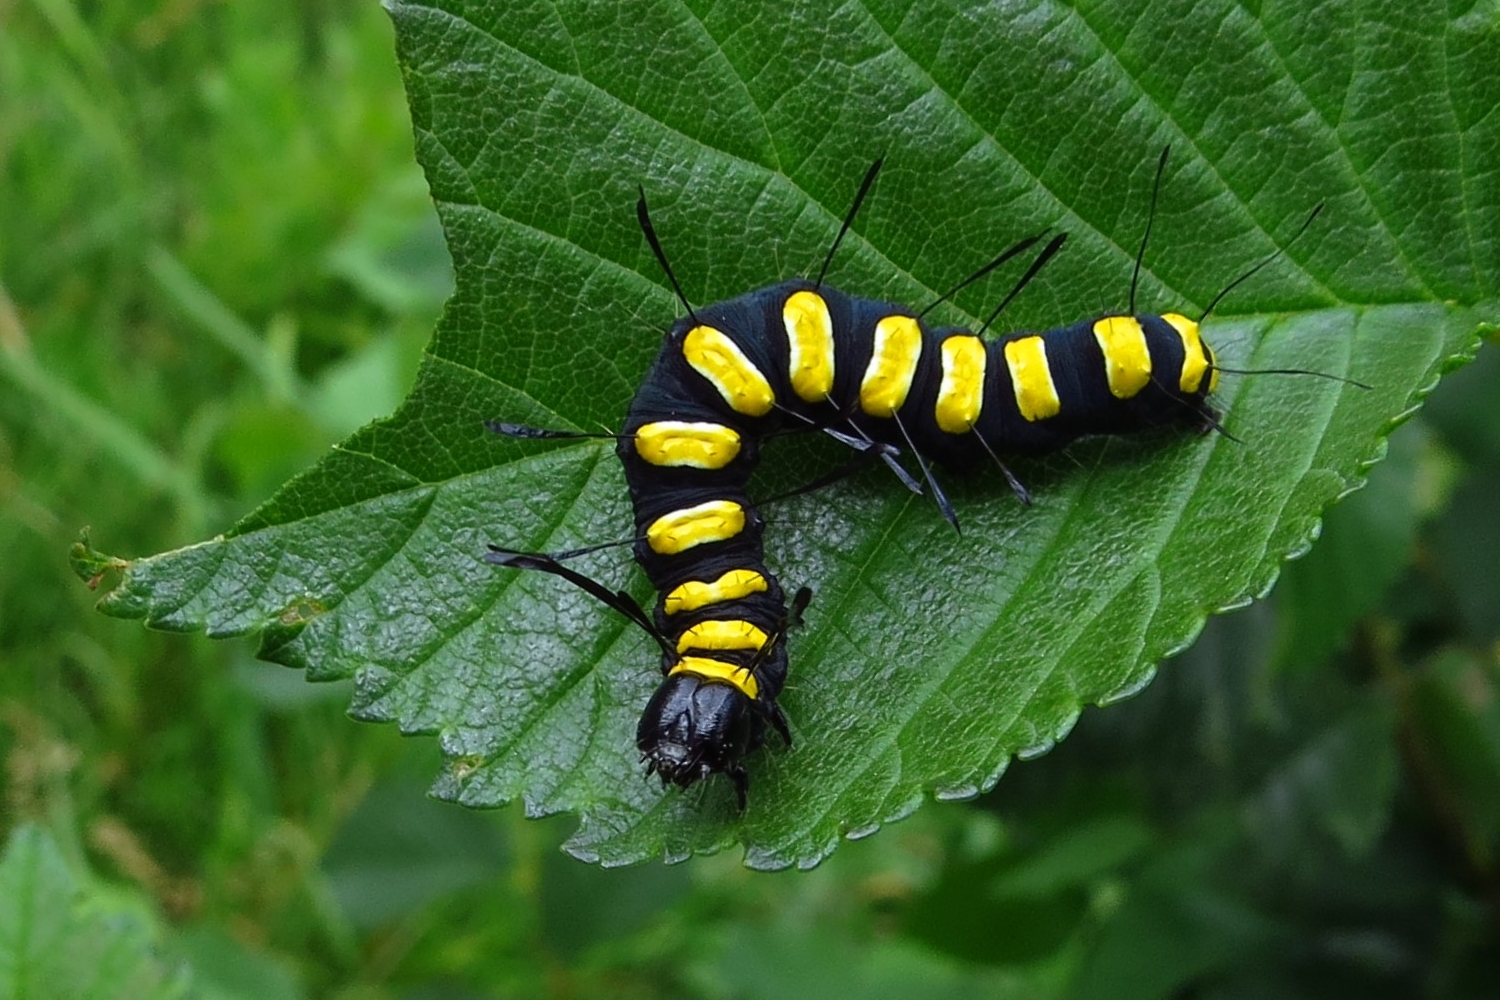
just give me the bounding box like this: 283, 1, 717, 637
1405, 650, 1500, 868
321, 779, 511, 929
1071, 829, 1291, 1000
1243, 700, 1400, 862
708, 920, 1028, 1000
87, 0, 1497, 867
0, 826, 190, 1000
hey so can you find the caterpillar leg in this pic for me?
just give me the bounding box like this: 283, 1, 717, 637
786, 586, 812, 628
728, 763, 750, 812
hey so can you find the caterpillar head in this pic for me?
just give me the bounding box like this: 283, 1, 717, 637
636, 673, 764, 809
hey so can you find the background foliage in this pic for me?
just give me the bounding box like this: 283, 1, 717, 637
2, 0, 1497, 998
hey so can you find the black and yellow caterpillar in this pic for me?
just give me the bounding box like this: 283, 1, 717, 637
491, 150, 1323, 808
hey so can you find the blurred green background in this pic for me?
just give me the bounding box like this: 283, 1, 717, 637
2, 2, 1497, 998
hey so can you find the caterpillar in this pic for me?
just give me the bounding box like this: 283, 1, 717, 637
488, 148, 1344, 809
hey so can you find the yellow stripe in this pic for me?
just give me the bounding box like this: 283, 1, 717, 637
670, 655, 759, 699
683, 326, 775, 416
860, 315, 923, 417
1003, 335, 1061, 421
662, 569, 769, 616
1162, 313, 1213, 393
935, 334, 986, 433
634, 421, 741, 469
646, 500, 745, 555
783, 290, 836, 402
1092, 316, 1152, 399
675, 619, 770, 654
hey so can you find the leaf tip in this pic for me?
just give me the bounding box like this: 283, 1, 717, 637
68, 527, 130, 591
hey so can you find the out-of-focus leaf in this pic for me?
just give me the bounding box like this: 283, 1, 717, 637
321, 779, 510, 929
1405, 650, 1500, 870
1243, 700, 1400, 863
1428, 465, 1500, 643
0, 825, 190, 1000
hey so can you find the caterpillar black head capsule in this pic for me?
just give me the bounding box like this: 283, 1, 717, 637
636, 647, 795, 811
637, 672, 759, 807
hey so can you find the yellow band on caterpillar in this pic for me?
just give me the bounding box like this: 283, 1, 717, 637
683, 325, 776, 416
935, 334, 986, 433
675, 619, 770, 654
1093, 316, 1152, 399
634, 421, 741, 469
670, 655, 759, 699
1004, 335, 1061, 421
860, 315, 923, 417
783, 290, 836, 402
646, 500, 746, 555
662, 569, 769, 616
1162, 313, 1215, 394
